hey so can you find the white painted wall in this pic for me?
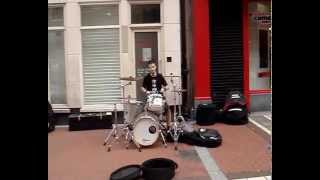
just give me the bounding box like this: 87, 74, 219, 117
249, 1, 271, 90
64, 2, 82, 108
162, 0, 182, 105
48, 0, 182, 110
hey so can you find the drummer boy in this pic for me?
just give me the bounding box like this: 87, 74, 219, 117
141, 61, 172, 128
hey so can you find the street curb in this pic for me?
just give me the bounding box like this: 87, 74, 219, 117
248, 117, 271, 135
247, 117, 271, 143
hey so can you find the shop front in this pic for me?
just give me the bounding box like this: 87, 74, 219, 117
186, 0, 271, 111
248, 0, 271, 111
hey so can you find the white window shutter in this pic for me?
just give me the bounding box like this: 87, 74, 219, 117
82, 28, 121, 105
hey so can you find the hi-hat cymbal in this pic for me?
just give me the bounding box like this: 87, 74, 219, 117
118, 97, 137, 100
118, 100, 144, 103
117, 98, 144, 104
120, 76, 143, 81
164, 75, 180, 77
171, 89, 187, 93
117, 101, 144, 105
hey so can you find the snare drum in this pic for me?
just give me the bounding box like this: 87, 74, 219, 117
146, 93, 165, 113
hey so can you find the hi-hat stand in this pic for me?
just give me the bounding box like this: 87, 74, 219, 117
168, 74, 187, 150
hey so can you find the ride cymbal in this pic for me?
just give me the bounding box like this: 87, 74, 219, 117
119, 76, 143, 81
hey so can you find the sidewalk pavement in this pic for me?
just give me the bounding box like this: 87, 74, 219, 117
49, 116, 271, 180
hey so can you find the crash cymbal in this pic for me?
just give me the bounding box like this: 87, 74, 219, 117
119, 76, 143, 81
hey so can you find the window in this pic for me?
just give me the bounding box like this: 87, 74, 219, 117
259, 30, 270, 68
48, 6, 66, 104
80, 5, 121, 106
48, 6, 64, 27
131, 4, 160, 24
81, 5, 119, 26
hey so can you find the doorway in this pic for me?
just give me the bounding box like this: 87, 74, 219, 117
134, 31, 159, 100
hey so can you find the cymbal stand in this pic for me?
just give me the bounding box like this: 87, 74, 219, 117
120, 82, 142, 151
168, 76, 185, 150
176, 89, 187, 125
121, 81, 132, 124
103, 83, 141, 152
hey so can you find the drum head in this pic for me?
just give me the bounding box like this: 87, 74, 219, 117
133, 113, 159, 146
147, 94, 164, 113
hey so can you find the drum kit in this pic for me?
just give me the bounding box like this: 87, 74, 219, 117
103, 75, 187, 152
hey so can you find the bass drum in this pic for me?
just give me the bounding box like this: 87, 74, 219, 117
132, 112, 160, 146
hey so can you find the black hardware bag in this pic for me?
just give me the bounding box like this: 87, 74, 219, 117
196, 103, 218, 125
167, 128, 222, 148
68, 113, 113, 131
222, 91, 248, 124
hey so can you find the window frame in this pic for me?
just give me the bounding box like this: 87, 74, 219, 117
80, 3, 121, 29
79, 3, 122, 111
48, 4, 65, 28
48, 4, 68, 108
128, 1, 163, 26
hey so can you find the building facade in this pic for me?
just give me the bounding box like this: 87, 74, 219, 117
48, 0, 182, 113
48, 0, 271, 115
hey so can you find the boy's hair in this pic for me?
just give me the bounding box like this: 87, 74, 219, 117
147, 61, 157, 66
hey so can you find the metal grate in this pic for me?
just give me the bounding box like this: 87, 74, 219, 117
209, 0, 244, 108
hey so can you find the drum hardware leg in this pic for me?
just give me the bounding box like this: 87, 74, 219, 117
106, 133, 117, 152
104, 104, 129, 151
105, 124, 132, 151
133, 139, 142, 152
174, 144, 178, 150
173, 126, 179, 151
124, 128, 137, 150
125, 141, 129, 149
176, 116, 187, 132
176, 93, 187, 129
106, 127, 126, 152
159, 123, 167, 133
134, 138, 141, 151
169, 121, 183, 151
128, 131, 142, 152
103, 124, 116, 146
167, 76, 189, 150
169, 124, 176, 149
159, 129, 167, 148
124, 129, 131, 149
159, 111, 163, 124
125, 130, 129, 142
